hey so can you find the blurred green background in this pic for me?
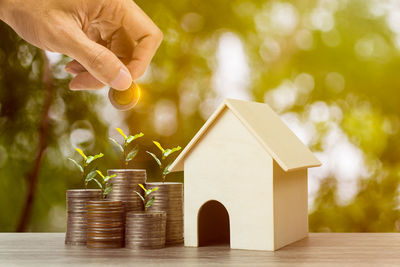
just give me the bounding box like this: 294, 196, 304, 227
1, 0, 400, 232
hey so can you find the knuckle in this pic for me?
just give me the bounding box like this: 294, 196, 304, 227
88, 48, 107, 70
87, 48, 114, 82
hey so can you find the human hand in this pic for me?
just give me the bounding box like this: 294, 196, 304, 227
0, 0, 162, 90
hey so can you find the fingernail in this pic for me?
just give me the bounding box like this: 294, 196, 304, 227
69, 83, 84, 90
109, 66, 132, 90
65, 66, 74, 74
65, 66, 79, 75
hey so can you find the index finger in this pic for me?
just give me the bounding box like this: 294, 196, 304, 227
122, 0, 163, 79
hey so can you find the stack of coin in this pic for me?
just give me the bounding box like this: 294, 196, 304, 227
107, 169, 146, 212
65, 189, 102, 245
145, 182, 183, 245
86, 200, 124, 249
125, 211, 166, 249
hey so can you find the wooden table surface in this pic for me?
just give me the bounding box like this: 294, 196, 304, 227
0, 233, 399, 266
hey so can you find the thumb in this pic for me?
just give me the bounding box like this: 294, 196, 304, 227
66, 32, 132, 90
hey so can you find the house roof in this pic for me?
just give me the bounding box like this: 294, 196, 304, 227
169, 98, 322, 172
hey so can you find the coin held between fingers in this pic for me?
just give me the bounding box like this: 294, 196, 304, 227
108, 82, 141, 110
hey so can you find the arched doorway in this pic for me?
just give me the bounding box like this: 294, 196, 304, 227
198, 200, 230, 246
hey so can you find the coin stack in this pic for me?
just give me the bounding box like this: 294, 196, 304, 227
86, 200, 125, 249
107, 169, 146, 212
125, 211, 167, 249
145, 182, 183, 245
65, 189, 102, 245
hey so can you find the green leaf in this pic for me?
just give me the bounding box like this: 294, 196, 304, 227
146, 151, 161, 166
93, 178, 102, 189
94, 152, 104, 159
85, 156, 93, 165
163, 162, 172, 177
126, 145, 139, 162
109, 137, 124, 153
138, 183, 147, 193
85, 169, 98, 182
153, 141, 164, 153
116, 128, 127, 139
145, 196, 155, 208
86, 153, 104, 165
135, 191, 145, 202
104, 174, 116, 182
104, 184, 113, 195
68, 158, 84, 173
145, 187, 159, 196
163, 146, 182, 158
126, 135, 134, 145
126, 132, 144, 145
75, 148, 87, 160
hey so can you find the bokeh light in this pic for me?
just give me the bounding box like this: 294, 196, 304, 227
3, 0, 400, 233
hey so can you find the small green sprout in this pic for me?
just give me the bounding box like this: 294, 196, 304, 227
146, 141, 181, 183
68, 148, 104, 189
93, 170, 116, 199
135, 184, 159, 211
109, 127, 144, 168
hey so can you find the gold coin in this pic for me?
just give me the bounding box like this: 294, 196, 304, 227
108, 83, 140, 110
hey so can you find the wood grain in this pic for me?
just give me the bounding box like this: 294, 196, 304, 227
1, 233, 400, 266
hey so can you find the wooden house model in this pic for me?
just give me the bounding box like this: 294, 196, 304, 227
169, 98, 321, 251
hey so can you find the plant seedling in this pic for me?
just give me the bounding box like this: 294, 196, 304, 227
135, 184, 159, 211
146, 141, 181, 183
109, 127, 144, 168
68, 148, 104, 189
92, 170, 116, 199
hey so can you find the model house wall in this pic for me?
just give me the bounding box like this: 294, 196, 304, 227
170, 98, 322, 251
184, 108, 275, 250
273, 162, 308, 249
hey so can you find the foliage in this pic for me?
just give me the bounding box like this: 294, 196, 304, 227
135, 184, 159, 211
94, 170, 116, 199
109, 128, 144, 168
67, 148, 103, 189
0, 20, 117, 231
146, 141, 181, 182
2, 0, 400, 233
